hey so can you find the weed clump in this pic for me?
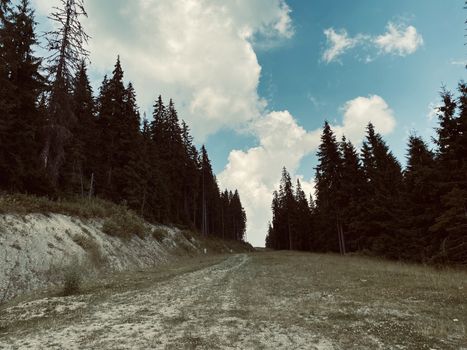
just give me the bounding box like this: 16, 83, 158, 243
102, 211, 147, 239
151, 228, 167, 242
72, 235, 105, 266
62, 264, 83, 296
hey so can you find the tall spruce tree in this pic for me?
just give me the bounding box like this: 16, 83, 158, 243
358, 123, 403, 257
430, 85, 467, 263
339, 137, 365, 252
0, 0, 46, 193
294, 179, 312, 251
314, 122, 343, 252
400, 135, 437, 261
60, 61, 95, 195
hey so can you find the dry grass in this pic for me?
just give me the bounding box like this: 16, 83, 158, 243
0, 194, 123, 219
2, 252, 465, 349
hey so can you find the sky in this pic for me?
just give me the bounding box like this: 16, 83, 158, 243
31, 0, 466, 247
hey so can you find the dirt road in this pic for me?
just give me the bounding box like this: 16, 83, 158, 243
1, 252, 466, 349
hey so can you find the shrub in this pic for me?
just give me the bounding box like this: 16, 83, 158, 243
181, 230, 194, 241
62, 264, 82, 296
102, 211, 147, 239
72, 235, 105, 266
151, 228, 167, 242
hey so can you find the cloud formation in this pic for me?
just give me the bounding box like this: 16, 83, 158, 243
33, 0, 293, 141
322, 21, 423, 64
219, 95, 397, 247
374, 22, 423, 56
322, 28, 360, 64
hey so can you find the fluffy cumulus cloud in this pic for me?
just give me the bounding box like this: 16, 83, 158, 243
322, 22, 423, 64
218, 111, 320, 246
332, 95, 396, 143
33, 0, 293, 140
219, 95, 396, 247
374, 22, 423, 56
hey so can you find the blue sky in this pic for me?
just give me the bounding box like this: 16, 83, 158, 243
208, 0, 466, 172
32, 0, 466, 246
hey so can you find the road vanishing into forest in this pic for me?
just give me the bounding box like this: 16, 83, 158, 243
1, 251, 466, 349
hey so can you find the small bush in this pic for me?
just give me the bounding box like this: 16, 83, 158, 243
72, 235, 105, 266
181, 230, 194, 241
151, 228, 167, 242
63, 264, 82, 296
102, 211, 147, 239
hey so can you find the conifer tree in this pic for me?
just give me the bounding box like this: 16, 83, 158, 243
339, 137, 365, 252
0, 0, 46, 193
294, 179, 311, 251
358, 123, 403, 256
314, 122, 343, 252
181, 120, 200, 225
61, 61, 95, 195
400, 135, 437, 261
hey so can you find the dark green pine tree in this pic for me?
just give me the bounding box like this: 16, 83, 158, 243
271, 168, 296, 250
339, 136, 365, 252
430, 84, 467, 264
400, 135, 437, 261
141, 112, 168, 222
358, 123, 403, 257
266, 191, 281, 249
230, 190, 247, 241
181, 120, 200, 226
196, 145, 226, 237
314, 122, 343, 252
60, 61, 96, 195
0, 0, 47, 193
95, 57, 144, 208
165, 99, 185, 222
95, 58, 125, 200
294, 179, 312, 251
117, 82, 146, 209
220, 190, 230, 239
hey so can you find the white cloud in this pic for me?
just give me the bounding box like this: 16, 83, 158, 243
218, 111, 320, 247
374, 22, 423, 56
322, 28, 360, 63
451, 59, 467, 66
33, 0, 293, 141
219, 95, 396, 247
332, 95, 396, 143
322, 21, 423, 64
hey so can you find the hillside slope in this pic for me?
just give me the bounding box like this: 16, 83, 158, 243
0, 200, 252, 303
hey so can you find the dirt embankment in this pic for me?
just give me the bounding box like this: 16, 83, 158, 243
0, 213, 252, 303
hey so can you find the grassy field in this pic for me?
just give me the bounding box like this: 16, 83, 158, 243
0, 251, 466, 349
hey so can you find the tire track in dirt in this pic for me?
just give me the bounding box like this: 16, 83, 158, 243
0, 254, 251, 349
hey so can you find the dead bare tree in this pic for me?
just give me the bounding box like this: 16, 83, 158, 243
41, 0, 90, 185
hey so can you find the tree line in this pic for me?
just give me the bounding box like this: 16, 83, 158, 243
0, 0, 246, 241
267, 83, 467, 264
